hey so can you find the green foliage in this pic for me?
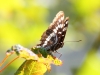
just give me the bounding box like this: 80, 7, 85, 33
76, 49, 100, 75
0, 0, 100, 75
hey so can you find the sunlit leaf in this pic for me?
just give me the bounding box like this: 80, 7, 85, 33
1, 45, 62, 75
15, 60, 47, 75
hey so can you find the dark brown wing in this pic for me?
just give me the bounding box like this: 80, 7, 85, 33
52, 17, 69, 51
36, 11, 69, 51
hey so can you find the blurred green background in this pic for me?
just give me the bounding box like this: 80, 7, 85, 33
0, 0, 100, 75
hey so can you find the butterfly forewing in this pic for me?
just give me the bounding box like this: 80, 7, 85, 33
54, 17, 69, 49
36, 11, 69, 52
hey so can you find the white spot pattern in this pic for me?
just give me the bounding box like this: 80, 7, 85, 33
42, 32, 55, 47
62, 35, 64, 36
58, 32, 62, 34
36, 11, 69, 52
56, 26, 58, 30
46, 37, 50, 41
66, 21, 68, 24
61, 16, 64, 21
60, 24, 63, 28
63, 27, 67, 31
53, 29, 57, 33
59, 19, 61, 23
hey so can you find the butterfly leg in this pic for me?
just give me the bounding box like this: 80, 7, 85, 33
54, 51, 62, 58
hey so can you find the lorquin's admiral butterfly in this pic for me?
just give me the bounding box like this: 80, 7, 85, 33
0, 11, 68, 72
36, 11, 69, 53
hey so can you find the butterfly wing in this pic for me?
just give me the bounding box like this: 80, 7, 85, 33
36, 11, 69, 51
53, 17, 69, 50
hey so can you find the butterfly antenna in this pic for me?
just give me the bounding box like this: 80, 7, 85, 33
0, 56, 19, 72
64, 40, 82, 43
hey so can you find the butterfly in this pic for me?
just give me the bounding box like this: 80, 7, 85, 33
36, 11, 69, 53
0, 11, 69, 72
